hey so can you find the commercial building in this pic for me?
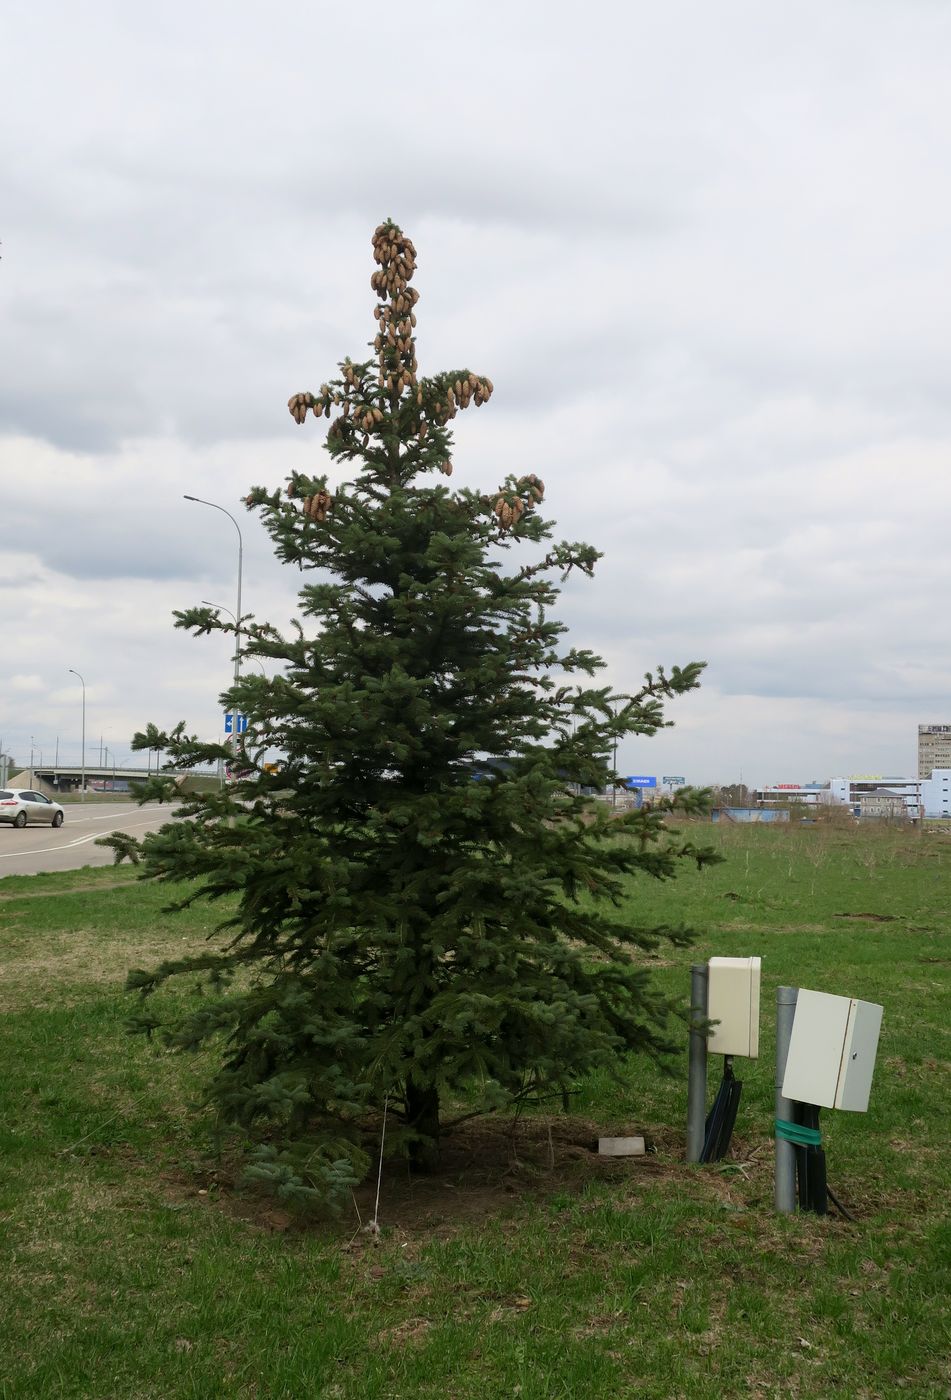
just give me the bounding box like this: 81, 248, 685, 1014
753, 778, 924, 819
918, 725, 951, 779
828, 777, 922, 819
749, 741, 951, 820
919, 769, 951, 818
755, 783, 830, 809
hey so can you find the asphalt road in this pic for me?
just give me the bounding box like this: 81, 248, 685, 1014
0, 802, 174, 879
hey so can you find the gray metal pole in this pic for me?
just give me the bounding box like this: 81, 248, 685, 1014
775, 985, 799, 1213
185, 497, 244, 781
68, 671, 86, 803
686, 962, 709, 1163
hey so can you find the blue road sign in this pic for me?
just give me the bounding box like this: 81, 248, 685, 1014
224, 714, 248, 735
624, 775, 657, 789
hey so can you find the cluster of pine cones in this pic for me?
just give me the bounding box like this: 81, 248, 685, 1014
371, 223, 417, 297
302, 489, 332, 523
518, 473, 545, 503
284, 222, 501, 474
288, 390, 330, 425
492, 475, 545, 530
430, 371, 494, 426
493, 496, 524, 529
370, 222, 420, 398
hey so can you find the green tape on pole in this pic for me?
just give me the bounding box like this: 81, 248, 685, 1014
775, 1118, 821, 1147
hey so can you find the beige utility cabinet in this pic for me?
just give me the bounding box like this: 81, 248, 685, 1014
782, 989, 883, 1111
707, 956, 761, 1058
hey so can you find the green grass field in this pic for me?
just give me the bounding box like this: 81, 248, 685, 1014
0, 822, 948, 1398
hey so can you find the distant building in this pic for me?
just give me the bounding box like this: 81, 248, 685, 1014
749, 764, 949, 819
755, 783, 830, 809
855, 788, 910, 821
828, 776, 922, 820
919, 769, 951, 818
918, 725, 951, 779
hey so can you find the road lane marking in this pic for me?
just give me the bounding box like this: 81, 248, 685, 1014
0, 815, 169, 860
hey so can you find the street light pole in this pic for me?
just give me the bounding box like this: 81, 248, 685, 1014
612, 700, 619, 810
201, 601, 265, 676
68, 669, 86, 802
185, 497, 243, 699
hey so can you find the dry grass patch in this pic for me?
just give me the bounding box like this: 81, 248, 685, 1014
0, 929, 190, 1009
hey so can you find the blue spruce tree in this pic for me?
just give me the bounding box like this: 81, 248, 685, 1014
109, 221, 716, 1207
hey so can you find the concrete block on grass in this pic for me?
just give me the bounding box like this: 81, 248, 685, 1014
597, 1136, 645, 1156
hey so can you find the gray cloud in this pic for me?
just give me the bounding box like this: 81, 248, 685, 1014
3, 0, 951, 782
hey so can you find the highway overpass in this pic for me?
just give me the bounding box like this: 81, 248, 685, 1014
3, 764, 220, 795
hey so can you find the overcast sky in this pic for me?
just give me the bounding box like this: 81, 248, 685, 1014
3, 0, 950, 786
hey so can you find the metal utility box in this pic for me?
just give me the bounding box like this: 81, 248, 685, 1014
707, 956, 761, 1058
782, 989, 883, 1111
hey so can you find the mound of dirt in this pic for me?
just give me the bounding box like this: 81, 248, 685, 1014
161, 1114, 678, 1237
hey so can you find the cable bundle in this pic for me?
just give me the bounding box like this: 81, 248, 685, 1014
776, 1109, 855, 1219
700, 1057, 743, 1162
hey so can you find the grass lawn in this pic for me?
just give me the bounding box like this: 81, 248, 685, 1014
0, 822, 948, 1398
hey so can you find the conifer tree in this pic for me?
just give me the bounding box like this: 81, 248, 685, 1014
109, 220, 716, 1207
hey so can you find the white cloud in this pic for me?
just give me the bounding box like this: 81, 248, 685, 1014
1, 0, 950, 783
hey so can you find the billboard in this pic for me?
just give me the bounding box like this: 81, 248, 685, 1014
662, 775, 685, 786
624, 775, 657, 789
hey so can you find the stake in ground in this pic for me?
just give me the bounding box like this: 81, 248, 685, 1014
105, 220, 714, 1206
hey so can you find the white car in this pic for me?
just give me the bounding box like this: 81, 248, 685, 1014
0, 788, 65, 828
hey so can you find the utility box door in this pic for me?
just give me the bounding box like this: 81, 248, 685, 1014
707, 956, 761, 1058
782, 989, 883, 1111
837, 998, 884, 1111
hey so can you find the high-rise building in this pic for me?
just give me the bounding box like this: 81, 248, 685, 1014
918, 725, 951, 779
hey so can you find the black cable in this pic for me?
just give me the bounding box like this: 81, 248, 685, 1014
792, 1103, 854, 1218
807, 1106, 828, 1215
826, 1185, 857, 1222
793, 1101, 808, 1209
700, 1056, 743, 1163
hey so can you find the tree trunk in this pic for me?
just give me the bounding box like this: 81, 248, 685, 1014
405, 1076, 441, 1174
